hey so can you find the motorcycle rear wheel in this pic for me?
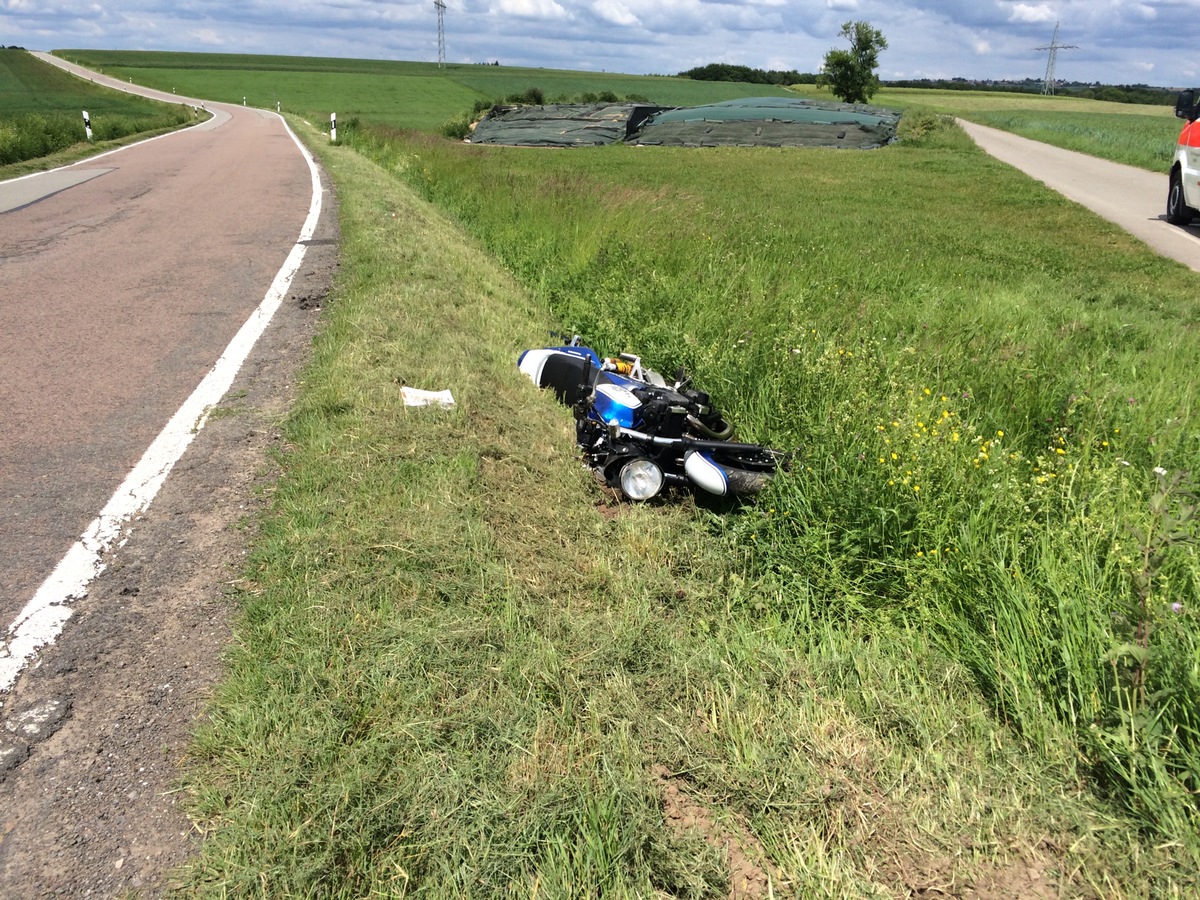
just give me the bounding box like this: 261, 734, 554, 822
714, 447, 787, 473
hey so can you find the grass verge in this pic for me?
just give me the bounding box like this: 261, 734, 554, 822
0, 49, 202, 172
177, 118, 1196, 896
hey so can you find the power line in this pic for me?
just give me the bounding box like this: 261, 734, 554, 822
1035, 21, 1078, 95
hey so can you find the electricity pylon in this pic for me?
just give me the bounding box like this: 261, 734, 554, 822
1036, 22, 1078, 95
435, 0, 447, 69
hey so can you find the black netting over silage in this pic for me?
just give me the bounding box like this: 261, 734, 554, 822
465, 97, 900, 149
468, 103, 669, 146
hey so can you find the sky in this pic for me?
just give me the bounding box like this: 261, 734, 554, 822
4, 0, 1199, 88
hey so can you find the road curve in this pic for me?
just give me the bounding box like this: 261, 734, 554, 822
957, 118, 1200, 273
0, 56, 319, 684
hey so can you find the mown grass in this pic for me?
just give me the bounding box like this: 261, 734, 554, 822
178, 116, 1197, 896
0, 49, 200, 169
12, 48, 1197, 890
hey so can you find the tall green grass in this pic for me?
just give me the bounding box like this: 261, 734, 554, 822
966, 109, 1180, 171
342, 115, 1200, 850
182, 119, 1195, 895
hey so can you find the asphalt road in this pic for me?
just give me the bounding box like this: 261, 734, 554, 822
0, 72, 1193, 893
957, 117, 1200, 273
0, 55, 335, 895
0, 62, 315, 668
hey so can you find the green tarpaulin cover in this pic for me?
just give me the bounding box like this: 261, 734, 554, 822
467, 97, 900, 149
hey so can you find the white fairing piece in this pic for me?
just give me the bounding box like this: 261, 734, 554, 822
518, 349, 556, 386
684, 450, 728, 496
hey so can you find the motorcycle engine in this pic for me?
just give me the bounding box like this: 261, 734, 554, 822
632, 386, 692, 438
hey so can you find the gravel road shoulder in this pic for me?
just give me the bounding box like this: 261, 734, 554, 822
0, 177, 338, 898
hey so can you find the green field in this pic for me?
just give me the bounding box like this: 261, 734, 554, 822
56, 50, 795, 133
49, 51, 1187, 173
0, 49, 200, 170
795, 84, 1183, 171
14, 51, 1200, 895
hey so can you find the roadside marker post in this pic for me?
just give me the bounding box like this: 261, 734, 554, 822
82, 110, 92, 141
331, 112, 337, 143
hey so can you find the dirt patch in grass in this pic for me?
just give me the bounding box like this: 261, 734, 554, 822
653, 764, 784, 899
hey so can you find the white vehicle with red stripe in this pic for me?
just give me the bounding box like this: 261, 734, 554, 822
1169, 89, 1200, 226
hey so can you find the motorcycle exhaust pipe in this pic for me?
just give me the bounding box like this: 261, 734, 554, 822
684, 450, 773, 497
684, 450, 730, 496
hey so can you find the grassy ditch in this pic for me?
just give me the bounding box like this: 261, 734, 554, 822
339, 117, 1200, 865
0, 49, 200, 170
180, 116, 1196, 895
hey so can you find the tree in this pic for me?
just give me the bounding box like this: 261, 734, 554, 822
821, 20, 887, 104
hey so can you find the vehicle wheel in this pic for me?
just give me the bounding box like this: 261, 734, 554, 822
1167, 169, 1195, 226
717, 447, 787, 473
722, 466, 773, 496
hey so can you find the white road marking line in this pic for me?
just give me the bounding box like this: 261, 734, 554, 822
0, 115, 323, 694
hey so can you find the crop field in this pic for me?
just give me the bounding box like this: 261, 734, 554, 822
796, 84, 1181, 171
52, 51, 1185, 172
18, 51, 1200, 894
56, 50, 794, 133
0, 49, 198, 171
964, 109, 1179, 171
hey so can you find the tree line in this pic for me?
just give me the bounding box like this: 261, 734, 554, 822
678, 63, 818, 86
886, 78, 1177, 105
680, 21, 886, 104
679, 20, 1181, 107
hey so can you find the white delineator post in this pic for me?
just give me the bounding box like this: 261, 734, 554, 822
82, 110, 92, 141
331, 112, 337, 143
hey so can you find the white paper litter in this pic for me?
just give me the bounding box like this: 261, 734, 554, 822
401, 387, 456, 408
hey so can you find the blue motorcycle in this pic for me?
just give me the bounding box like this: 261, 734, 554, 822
518, 338, 786, 501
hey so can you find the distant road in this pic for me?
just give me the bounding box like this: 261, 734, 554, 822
957, 118, 1200, 273
0, 53, 318, 680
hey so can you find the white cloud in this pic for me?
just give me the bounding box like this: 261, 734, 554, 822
490, 0, 569, 19
5, 0, 1199, 89
188, 28, 225, 46
592, 0, 638, 26
1008, 3, 1056, 24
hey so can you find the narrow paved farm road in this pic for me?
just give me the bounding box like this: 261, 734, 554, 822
0, 55, 336, 895
957, 118, 1200, 273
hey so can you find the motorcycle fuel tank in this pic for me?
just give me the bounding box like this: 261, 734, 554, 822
591, 379, 642, 428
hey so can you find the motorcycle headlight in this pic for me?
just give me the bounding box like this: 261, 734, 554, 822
618, 458, 664, 501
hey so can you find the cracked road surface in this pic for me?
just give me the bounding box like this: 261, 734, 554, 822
0, 56, 337, 895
